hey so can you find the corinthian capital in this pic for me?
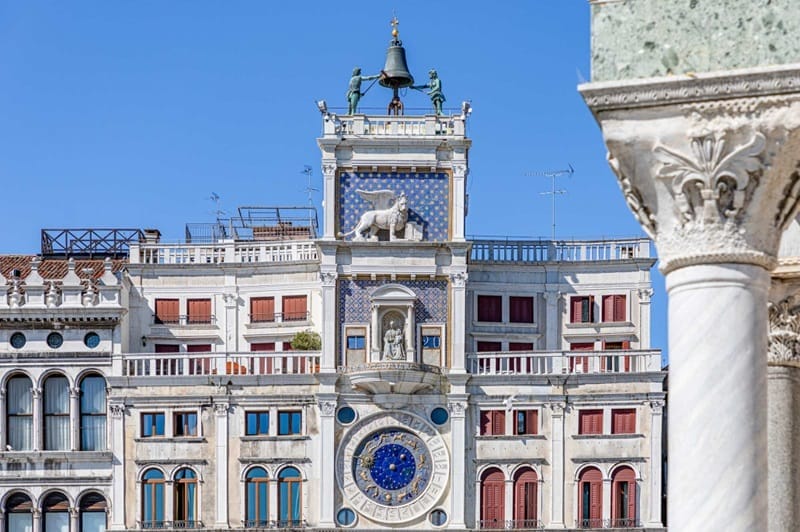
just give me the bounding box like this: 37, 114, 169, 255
768, 296, 800, 367
581, 67, 800, 274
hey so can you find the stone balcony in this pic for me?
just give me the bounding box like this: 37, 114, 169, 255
117, 351, 321, 378
338, 361, 443, 394
467, 349, 662, 376
129, 240, 319, 265
323, 113, 467, 138
469, 237, 651, 264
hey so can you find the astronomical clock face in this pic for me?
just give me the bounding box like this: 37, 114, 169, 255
337, 412, 449, 524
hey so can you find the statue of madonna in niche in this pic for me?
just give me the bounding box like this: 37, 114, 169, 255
381, 312, 406, 361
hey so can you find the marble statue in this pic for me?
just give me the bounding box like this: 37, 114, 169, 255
340, 189, 409, 241
382, 320, 405, 360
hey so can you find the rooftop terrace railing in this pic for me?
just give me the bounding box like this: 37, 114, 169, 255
324, 113, 466, 137
467, 349, 662, 376
468, 237, 651, 263
119, 351, 320, 377
129, 240, 319, 265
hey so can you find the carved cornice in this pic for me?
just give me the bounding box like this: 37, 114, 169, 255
768, 296, 800, 367
580, 64, 800, 113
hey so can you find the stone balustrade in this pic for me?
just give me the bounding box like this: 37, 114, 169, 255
325, 114, 466, 138
469, 237, 651, 264
129, 240, 319, 265
118, 351, 321, 377
467, 349, 662, 376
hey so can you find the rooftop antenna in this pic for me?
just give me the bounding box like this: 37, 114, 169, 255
301, 166, 320, 234
525, 164, 574, 241
208, 192, 230, 240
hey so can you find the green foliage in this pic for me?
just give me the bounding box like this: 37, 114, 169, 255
290, 330, 321, 351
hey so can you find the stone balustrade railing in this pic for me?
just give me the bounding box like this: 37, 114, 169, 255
469, 237, 651, 263
325, 114, 466, 137
129, 241, 319, 265
467, 349, 662, 376
118, 351, 321, 377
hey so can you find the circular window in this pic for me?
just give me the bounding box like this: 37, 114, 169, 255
46, 332, 63, 349
84, 332, 101, 349
9, 332, 26, 349
336, 508, 356, 527
430, 407, 449, 425
429, 509, 447, 526
337, 406, 356, 425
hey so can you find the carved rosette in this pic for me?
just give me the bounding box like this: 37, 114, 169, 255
581, 66, 800, 274
768, 296, 800, 367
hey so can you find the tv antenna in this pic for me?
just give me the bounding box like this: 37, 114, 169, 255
525, 164, 574, 241
208, 192, 227, 221
301, 166, 319, 206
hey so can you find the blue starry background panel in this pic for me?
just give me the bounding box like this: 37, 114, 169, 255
338, 172, 450, 241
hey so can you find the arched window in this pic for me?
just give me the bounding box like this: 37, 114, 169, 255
43, 376, 69, 451
480, 468, 505, 529
173, 468, 197, 527
578, 468, 603, 529
42, 492, 69, 532
513, 468, 538, 528
78, 493, 107, 532
79, 375, 106, 451
7, 376, 33, 451
141, 469, 165, 528
612, 467, 637, 528
277, 467, 302, 526
5, 492, 33, 532
245, 468, 269, 528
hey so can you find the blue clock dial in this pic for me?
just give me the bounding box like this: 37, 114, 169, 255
352, 429, 432, 507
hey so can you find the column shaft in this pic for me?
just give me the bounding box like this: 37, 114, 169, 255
767, 365, 800, 531
666, 264, 769, 530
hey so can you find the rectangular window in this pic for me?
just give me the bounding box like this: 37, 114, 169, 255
514, 410, 538, 435
187, 298, 212, 324
154, 299, 179, 324
570, 296, 594, 323
579, 410, 603, 435
347, 335, 365, 349
477, 295, 502, 322
602, 294, 627, 322
569, 342, 595, 373
174, 412, 198, 437
250, 297, 275, 323
509, 296, 534, 323
508, 342, 534, 351
612, 409, 636, 434
278, 411, 302, 435
282, 295, 307, 321
477, 341, 502, 352
480, 410, 505, 436
245, 412, 270, 436
603, 341, 631, 372
142, 413, 165, 437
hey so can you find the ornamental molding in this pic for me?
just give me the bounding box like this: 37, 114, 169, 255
638, 288, 654, 303
768, 296, 800, 367
580, 64, 800, 113
608, 154, 657, 239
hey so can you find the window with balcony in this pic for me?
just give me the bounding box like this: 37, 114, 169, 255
43, 375, 69, 451
187, 299, 212, 324
246, 412, 269, 436
282, 295, 307, 321
142, 469, 165, 528
278, 411, 302, 435
480, 468, 505, 529
80, 375, 107, 451
579, 467, 603, 529
249, 342, 275, 375
514, 410, 538, 435
7, 375, 33, 451
477, 295, 502, 322
579, 410, 603, 435
477, 341, 502, 352
480, 410, 505, 436
154, 299, 180, 324
509, 296, 534, 323
245, 467, 269, 527
142, 413, 165, 438
602, 294, 627, 322
612, 409, 636, 434
174, 412, 198, 437
612, 466, 637, 528
570, 296, 594, 323
187, 344, 212, 375
250, 297, 275, 323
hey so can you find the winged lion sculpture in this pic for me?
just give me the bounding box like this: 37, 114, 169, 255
340, 189, 409, 241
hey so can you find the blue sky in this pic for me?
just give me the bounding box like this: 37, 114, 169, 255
0, 1, 667, 357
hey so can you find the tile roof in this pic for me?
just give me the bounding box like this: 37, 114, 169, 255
0, 256, 127, 281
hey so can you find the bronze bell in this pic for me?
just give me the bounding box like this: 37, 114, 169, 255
380, 42, 414, 90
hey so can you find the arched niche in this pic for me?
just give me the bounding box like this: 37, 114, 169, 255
368, 284, 417, 361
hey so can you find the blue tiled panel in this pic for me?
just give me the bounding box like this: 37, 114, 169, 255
338, 279, 448, 325
338, 172, 450, 241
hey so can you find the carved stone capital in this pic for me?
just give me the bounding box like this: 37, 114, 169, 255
648, 400, 665, 414
582, 68, 800, 274
449, 272, 468, 288
318, 400, 337, 417
638, 288, 654, 303
319, 271, 338, 287
448, 400, 467, 418
30, 388, 41, 400
768, 296, 800, 367
453, 164, 469, 179
213, 403, 230, 416
543, 291, 561, 304
321, 163, 337, 178
108, 403, 126, 418
546, 402, 570, 416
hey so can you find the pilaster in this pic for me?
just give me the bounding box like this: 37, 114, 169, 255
547, 402, 567, 528
316, 395, 337, 528
69, 387, 80, 451
31, 387, 41, 451
108, 403, 126, 530
319, 271, 338, 370
449, 272, 468, 371
543, 291, 561, 350
214, 402, 230, 528
447, 397, 468, 529
646, 400, 664, 528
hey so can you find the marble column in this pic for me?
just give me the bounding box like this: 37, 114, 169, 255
448, 398, 468, 529
69, 387, 80, 451
548, 403, 566, 528
214, 403, 230, 528
766, 296, 800, 531
317, 396, 337, 528
32, 509, 41, 532
31, 387, 41, 451
451, 164, 468, 241
581, 67, 800, 531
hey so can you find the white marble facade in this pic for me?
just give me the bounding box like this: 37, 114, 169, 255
0, 111, 666, 531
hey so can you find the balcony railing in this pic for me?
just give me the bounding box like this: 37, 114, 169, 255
467, 349, 662, 375
576, 518, 639, 529
478, 519, 544, 530
121, 351, 320, 377
330, 114, 466, 137
469, 238, 651, 264
138, 521, 203, 530
243, 520, 306, 529
249, 311, 310, 324
152, 315, 217, 326
130, 241, 318, 265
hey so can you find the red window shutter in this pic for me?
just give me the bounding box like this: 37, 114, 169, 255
283, 295, 307, 321
612, 409, 635, 434
603, 295, 613, 322
591, 480, 602, 520
480, 411, 492, 435
527, 410, 538, 435
155, 344, 180, 353
481, 470, 505, 523
571, 297, 582, 322
509, 296, 533, 323
187, 299, 211, 324
615, 295, 626, 322
250, 342, 275, 352
580, 410, 603, 435
492, 410, 505, 435
282, 342, 293, 351
155, 299, 179, 323
627, 480, 636, 524
514, 469, 538, 522
250, 297, 275, 322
